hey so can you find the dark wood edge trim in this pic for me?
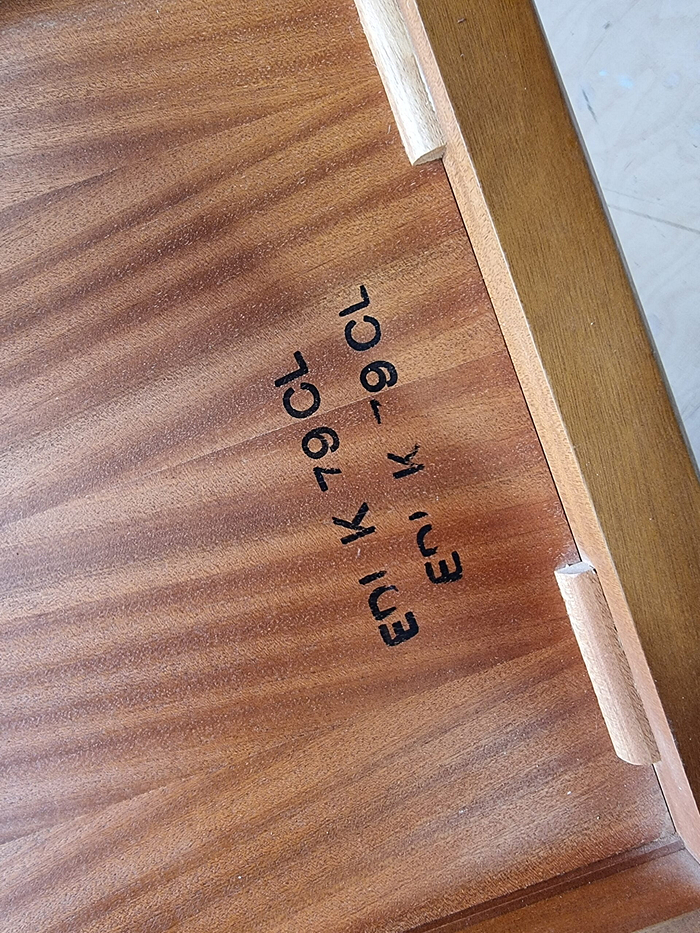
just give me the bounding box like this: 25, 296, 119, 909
405, 838, 684, 932
396, 0, 700, 856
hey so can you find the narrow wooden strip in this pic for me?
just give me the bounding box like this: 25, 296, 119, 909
406, 838, 693, 932
353, 0, 444, 164
555, 563, 658, 766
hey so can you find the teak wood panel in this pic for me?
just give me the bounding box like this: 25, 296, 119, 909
0, 0, 676, 930
410, 0, 700, 825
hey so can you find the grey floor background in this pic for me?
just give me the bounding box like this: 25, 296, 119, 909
533, 0, 700, 465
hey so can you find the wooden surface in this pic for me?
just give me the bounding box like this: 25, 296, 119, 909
555, 564, 657, 766
0, 0, 683, 930
353, 0, 444, 164
404, 0, 700, 849
534, 0, 700, 463
439, 845, 700, 933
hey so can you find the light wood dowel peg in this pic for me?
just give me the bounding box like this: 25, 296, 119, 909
555, 562, 659, 766
353, 0, 445, 164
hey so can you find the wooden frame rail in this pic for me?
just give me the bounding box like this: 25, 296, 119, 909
395, 0, 700, 856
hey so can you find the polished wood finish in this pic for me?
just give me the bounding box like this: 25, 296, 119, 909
404, 0, 700, 849
0, 647, 673, 932
0, 0, 685, 930
436, 845, 700, 933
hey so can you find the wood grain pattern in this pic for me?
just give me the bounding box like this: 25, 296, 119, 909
555, 564, 658, 766
0, 650, 675, 932
353, 0, 444, 164
435, 845, 700, 933
402, 0, 700, 853
1, 355, 579, 836
0, 0, 682, 929
534, 0, 700, 462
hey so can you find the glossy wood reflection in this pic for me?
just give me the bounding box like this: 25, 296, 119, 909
0, 0, 676, 930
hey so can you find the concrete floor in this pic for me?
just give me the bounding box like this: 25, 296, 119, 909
533, 0, 700, 466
